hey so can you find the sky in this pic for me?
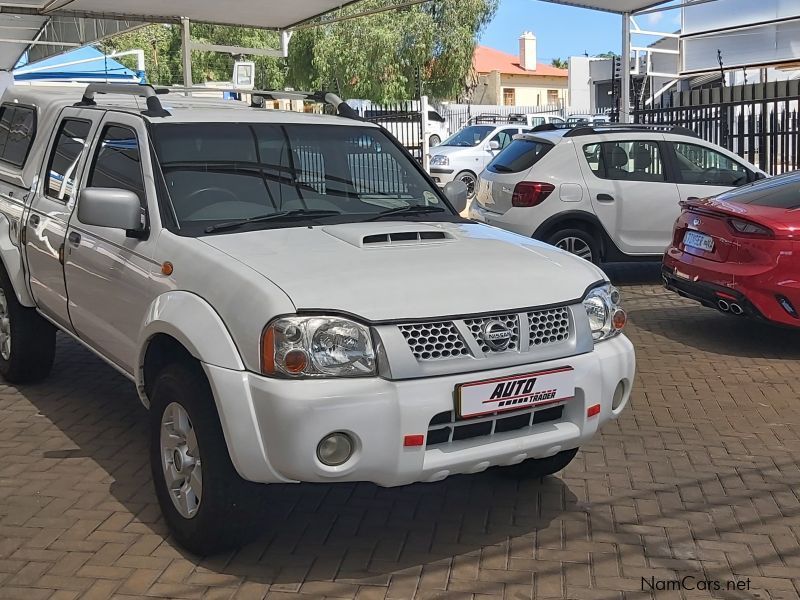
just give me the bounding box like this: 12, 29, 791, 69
479, 0, 682, 63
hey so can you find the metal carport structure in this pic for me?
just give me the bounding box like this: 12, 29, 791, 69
0, 0, 716, 118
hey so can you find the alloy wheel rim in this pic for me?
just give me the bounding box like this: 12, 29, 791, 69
555, 236, 593, 261
459, 173, 477, 199
0, 289, 11, 361
160, 401, 202, 519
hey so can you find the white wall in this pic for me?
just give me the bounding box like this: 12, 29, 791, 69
567, 56, 592, 112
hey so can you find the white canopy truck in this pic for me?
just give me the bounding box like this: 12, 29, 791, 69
0, 83, 635, 554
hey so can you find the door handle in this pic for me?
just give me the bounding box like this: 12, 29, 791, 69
596, 193, 615, 203
28, 213, 39, 227
67, 231, 81, 246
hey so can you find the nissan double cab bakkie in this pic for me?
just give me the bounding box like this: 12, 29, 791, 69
0, 83, 635, 555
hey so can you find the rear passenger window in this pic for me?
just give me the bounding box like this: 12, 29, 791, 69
488, 139, 553, 173
0, 104, 36, 167
88, 125, 146, 204
583, 141, 665, 183
46, 119, 92, 202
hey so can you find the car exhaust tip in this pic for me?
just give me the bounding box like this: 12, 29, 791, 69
730, 303, 744, 315
718, 299, 730, 312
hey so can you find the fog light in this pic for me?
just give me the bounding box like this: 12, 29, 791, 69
612, 380, 626, 411
317, 432, 353, 466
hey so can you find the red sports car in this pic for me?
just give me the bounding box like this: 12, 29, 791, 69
663, 172, 800, 327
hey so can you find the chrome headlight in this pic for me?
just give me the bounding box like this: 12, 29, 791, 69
582, 283, 627, 341
430, 154, 449, 166
262, 316, 376, 377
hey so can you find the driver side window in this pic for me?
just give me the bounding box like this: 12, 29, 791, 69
88, 125, 146, 206
491, 130, 515, 149
672, 142, 750, 187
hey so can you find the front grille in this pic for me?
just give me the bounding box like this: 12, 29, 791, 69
426, 404, 565, 448
464, 313, 520, 353
528, 307, 570, 346
398, 321, 469, 361
398, 307, 572, 361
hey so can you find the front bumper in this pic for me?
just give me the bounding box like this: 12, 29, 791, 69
429, 167, 456, 187
204, 334, 635, 487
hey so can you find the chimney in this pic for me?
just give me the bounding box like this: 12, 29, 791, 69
519, 31, 537, 71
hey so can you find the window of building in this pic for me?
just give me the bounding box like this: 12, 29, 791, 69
547, 89, 559, 105
502, 88, 516, 106
46, 119, 92, 202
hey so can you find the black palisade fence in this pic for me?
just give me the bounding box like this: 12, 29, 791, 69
634, 80, 800, 176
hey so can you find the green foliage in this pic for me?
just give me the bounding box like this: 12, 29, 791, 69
102, 0, 498, 101
595, 51, 620, 58
102, 24, 286, 89
550, 58, 568, 69
287, 0, 498, 102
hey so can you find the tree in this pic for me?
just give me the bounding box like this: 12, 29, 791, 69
102, 24, 286, 89
550, 58, 568, 69
286, 0, 498, 102
595, 51, 620, 59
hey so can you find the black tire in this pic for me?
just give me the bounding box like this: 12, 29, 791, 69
0, 264, 55, 384
149, 361, 266, 555
455, 170, 478, 201
429, 134, 441, 147
545, 228, 601, 265
501, 448, 579, 479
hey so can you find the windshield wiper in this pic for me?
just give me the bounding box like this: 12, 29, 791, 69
204, 209, 341, 233
363, 205, 447, 222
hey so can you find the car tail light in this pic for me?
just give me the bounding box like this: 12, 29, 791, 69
728, 218, 773, 238
512, 182, 555, 207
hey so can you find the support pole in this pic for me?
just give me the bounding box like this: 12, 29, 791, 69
181, 17, 192, 96
621, 12, 631, 123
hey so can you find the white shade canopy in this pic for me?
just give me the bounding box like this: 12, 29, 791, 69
539, 0, 673, 13
39, 0, 359, 29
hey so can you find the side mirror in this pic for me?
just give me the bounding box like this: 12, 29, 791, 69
488, 140, 501, 151
78, 188, 143, 232
443, 180, 469, 213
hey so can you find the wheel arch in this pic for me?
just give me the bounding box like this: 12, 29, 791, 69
532, 211, 611, 260
0, 215, 34, 307
136, 291, 245, 407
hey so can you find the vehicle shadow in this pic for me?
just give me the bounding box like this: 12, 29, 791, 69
602, 261, 662, 286
29, 336, 576, 585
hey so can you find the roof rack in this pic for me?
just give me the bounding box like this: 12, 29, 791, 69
529, 122, 575, 132
563, 123, 699, 138
75, 83, 170, 117
73, 84, 361, 120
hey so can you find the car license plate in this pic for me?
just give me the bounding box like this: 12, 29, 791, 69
455, 366, 575, 419
683, 230, 714, 252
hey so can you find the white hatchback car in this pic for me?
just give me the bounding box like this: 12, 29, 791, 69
470, 124, 766, 264
428, 124, 533, 199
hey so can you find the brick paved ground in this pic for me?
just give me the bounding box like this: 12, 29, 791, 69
2, 264, 800, 600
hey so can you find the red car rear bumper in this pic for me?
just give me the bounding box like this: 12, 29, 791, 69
663, 245, 800, 328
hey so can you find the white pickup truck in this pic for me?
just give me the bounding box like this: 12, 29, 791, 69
0, 83, 635, 555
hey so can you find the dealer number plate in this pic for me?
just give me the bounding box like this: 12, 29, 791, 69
683, 230, 714, 252
455, 366, 575, 419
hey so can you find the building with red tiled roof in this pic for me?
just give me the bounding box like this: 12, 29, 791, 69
470, 32, 569, 107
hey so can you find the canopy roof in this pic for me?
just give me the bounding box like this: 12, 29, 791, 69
3, 0, 358, 29
539, 0, 672, 14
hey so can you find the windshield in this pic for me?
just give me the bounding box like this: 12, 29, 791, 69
441, 126, 494, 147
150, 123, 456, 235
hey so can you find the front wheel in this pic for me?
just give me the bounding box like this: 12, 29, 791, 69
455, 170, 478, 201
0, 266, 55, 384
501, 448, 579, 479
429, 134, 441, 147
546, 228, 601, 265
149, 362, 265, 555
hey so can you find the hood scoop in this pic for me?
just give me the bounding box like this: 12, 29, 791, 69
322, 222, 455, 248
